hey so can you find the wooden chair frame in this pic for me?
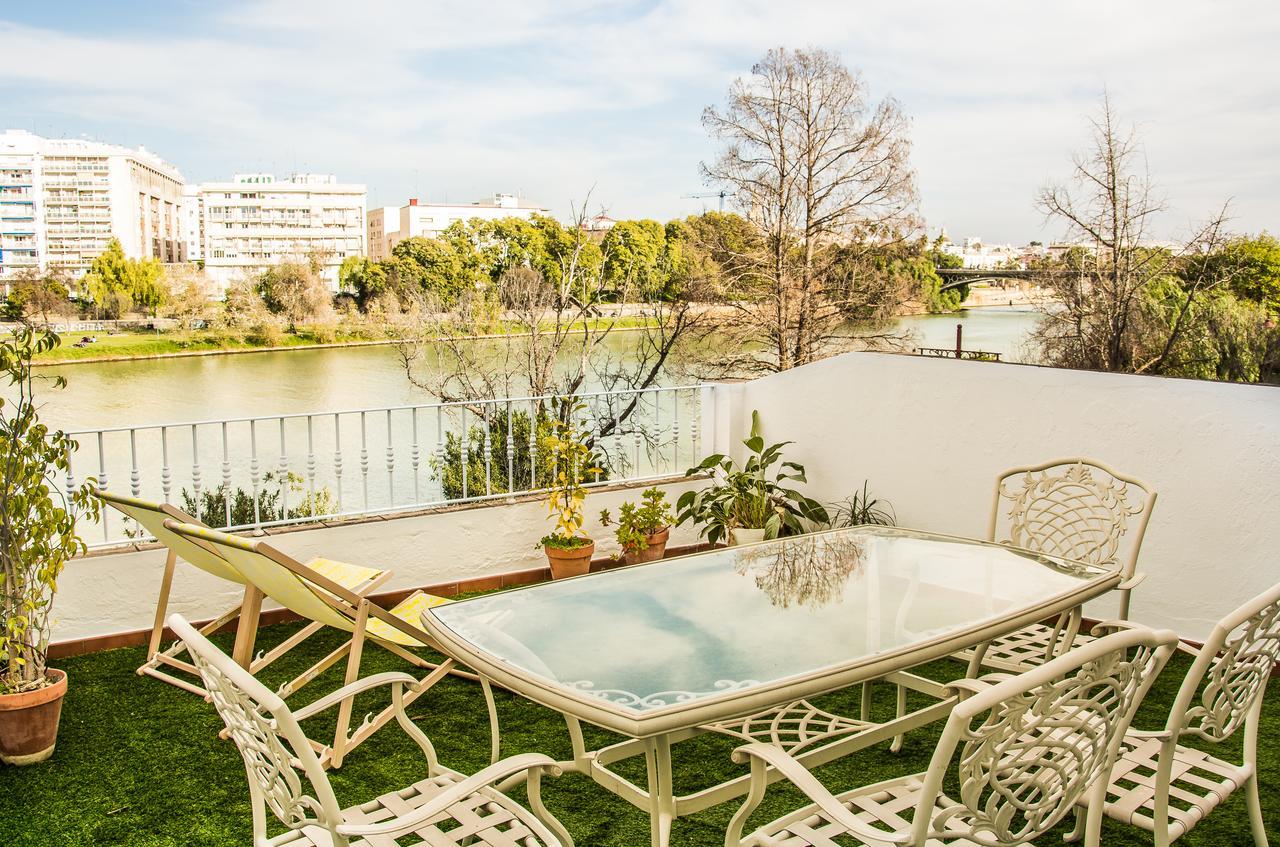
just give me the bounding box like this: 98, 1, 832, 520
164, 518, 497, 770
95, 490, 390, 696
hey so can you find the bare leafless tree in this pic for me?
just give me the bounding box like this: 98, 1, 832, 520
1032, 93, 1233, 373
394, 199, 707, 470
700, 47, 918, 374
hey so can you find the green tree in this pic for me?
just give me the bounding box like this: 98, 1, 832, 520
2, 271, 72, 322
338, 256, 388, 308
256, 260, 333, 332
389, 236, 471, 307
82, 238, 132, 318
1195, 233, 1280, 317
668, 211, 764, 300
601, 219, 668, 299
81, 238, 166, 318
129, 257, 165, 316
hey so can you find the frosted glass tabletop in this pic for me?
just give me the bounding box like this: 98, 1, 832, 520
425, 526, 1110, 725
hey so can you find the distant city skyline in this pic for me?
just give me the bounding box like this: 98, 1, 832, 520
2, 1, 1277, 244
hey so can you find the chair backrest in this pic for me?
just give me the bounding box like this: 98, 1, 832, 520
167, 613, 345, 841
162, 520, 355, 633
988, 457, 1157, 578
94, 490, 245, 584
913, 626, 1178, 846
1168, 580, 1280, 744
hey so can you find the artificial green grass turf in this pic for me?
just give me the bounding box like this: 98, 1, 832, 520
0, 620, 1275, 846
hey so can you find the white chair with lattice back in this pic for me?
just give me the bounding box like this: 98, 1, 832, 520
956, 457, 1157, 674
167, 613, 575, 847
725, 626, 1179, 847
1067, 580, 1280, 847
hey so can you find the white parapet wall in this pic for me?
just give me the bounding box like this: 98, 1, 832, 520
53, 479, 704, 646
724, 352, 1280, 642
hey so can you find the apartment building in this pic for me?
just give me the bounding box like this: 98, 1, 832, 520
0, 129, 185, 281
194, 172, 365, 290
368, 193, 549, 261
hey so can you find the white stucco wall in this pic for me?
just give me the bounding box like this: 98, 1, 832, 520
53, 480, 703, 644
723, 352, 1280, 642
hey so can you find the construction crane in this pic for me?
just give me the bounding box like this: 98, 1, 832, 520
681, 190, 729, 211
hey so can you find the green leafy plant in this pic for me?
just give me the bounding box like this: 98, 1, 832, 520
676, 410, 827, 546
1, 327, 101, 694
828, 481, 896, 527
538, 405, 602, 550
601, 487, 675, 555
177, 471, 335, 529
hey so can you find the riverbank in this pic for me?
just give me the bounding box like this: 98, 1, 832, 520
30, 317, 659, 366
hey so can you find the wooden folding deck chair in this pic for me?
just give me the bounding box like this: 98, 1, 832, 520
95, 490, 394, 696
163, 518, 498, 770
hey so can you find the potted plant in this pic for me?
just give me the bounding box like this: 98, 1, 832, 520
600, 487, 675, 565
538, 410, 602, 579
0, 326, 100, 765
676, 410, 827, 546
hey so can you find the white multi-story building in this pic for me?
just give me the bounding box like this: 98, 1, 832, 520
193, 173, 366, 290
0, 129, 185, 282
179, 184, 204, 263
368, 193, 549, 261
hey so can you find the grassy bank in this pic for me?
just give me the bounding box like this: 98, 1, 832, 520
31, 317, 660, 364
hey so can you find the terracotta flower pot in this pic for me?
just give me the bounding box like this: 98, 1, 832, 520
545, 539, 596, 579
0, 668, 68, 766
728, 527, 767, 547
623, 526, 671, 565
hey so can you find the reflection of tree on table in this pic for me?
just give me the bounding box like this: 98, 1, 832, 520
737, 534, 867, 609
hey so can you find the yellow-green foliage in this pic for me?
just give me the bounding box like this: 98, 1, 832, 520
540, 406, 601, 547
0, 327, 100, 692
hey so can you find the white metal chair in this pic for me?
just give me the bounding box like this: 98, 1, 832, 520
1067, 580, 1280, 846
725, 626, 1179, 847
164, 519, 496, 770
957, 457, 1157, 674
167, 613, 574, 847
96, 490, 392, 695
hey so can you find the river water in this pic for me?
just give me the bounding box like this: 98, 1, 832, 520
23, 306, 1042, 539
32, 307, 1043, 432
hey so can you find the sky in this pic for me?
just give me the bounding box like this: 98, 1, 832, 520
1, 0, 1277, 244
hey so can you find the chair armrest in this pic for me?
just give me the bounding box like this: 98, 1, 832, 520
1117, 572, 1147, 591
942, 674, 1009, 701
731, 743, 913, 845
1089, 619, 1141, 637
292, 672, 422, 721
335, 753, 562, 839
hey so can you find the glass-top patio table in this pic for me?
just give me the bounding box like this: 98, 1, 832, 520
421, 525, 1119, 847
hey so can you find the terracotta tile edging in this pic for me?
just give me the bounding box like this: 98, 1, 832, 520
48, 542, 712, 659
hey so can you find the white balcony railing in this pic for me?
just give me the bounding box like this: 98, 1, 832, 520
68, 385, 714, 547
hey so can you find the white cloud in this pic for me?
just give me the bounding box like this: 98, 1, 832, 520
1, 0, 1276, 240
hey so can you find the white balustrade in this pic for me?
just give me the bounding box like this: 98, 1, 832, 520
67, 386, 710, 546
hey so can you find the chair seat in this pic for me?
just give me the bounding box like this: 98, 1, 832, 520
273, 770, 562, 847
366, 591, 453, 647
953, 623, 1097, 673
745, 773, 1040, 847
702, 699, 876, 757
1094, 733, 1252, 841
306, 557, 387, 590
